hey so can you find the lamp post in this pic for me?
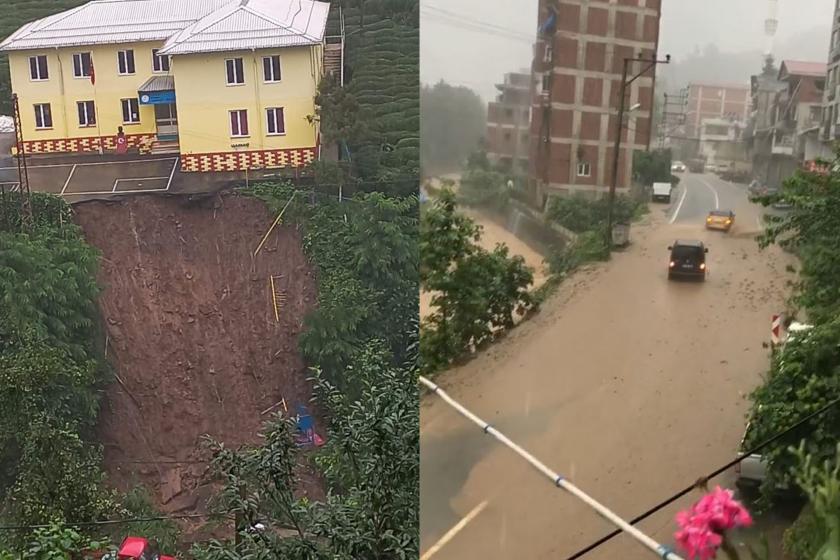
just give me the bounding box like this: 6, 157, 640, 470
606, 53, 671, 246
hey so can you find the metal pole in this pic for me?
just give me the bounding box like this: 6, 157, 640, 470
420, 376, 684, 560
606, 58, 630, 246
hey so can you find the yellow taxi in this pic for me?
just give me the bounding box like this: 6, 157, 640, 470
706, 209, 735, 232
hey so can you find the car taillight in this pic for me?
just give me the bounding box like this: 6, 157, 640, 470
700, 263, 706, 270
726, 219, 731, 224
669, 261, 675, 268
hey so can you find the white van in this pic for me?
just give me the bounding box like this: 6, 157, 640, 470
652, 182, 672, 203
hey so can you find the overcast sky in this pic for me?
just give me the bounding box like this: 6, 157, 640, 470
420, 0, 836, 102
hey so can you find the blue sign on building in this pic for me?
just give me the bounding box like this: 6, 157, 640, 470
138, 90, 176, 105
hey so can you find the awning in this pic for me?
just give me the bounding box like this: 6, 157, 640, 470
138, 76, 175, 105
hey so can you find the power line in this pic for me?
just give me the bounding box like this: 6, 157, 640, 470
420, 9, 535, 44
564, 396, 840, 560
422, 5, 535, 42
0, 513, 223, 531
420, 376, 684, 560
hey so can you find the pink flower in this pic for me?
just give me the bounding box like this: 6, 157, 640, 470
674, 487, 752, 559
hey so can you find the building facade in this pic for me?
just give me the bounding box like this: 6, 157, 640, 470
684, 83, 750, 139
485, 71, 532, 173
530, 0, 662, 205
1, 0, 332, 173
822, 3, 840, 143
745, 58, 826, 189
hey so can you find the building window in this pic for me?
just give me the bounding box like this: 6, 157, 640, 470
266, 107, 285, 135
544, 44, 553, 63
577, 162, 591, 177
230, 109, 249, 137
118, 50, 135, 75
505, 108, 514, 117
121, 98, 140, 123
77, 100, 96, 127
72, 52, 92, 78
263, 56, 281, 82
541, 73, 551, 94
152, 49, 170, 72
504, 131, 512, 141
33, 104, 52, 129
29, 55, 48, 80
226, 58, 245, 85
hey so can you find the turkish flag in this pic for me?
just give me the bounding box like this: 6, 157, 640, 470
89, 60, 95, 85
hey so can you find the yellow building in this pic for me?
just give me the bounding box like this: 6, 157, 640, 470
0, 0, 335, 172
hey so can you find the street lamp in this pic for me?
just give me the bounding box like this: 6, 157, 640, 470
606, 53, 671, 246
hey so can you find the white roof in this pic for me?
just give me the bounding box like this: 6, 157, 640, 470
161, 0, 330, 55
0, 0, 328, 54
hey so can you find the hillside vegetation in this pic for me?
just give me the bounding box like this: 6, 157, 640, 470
320, 1, 419, 195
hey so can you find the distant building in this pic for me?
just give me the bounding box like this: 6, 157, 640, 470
822, 7, 840, 142
530, 0, 662, 205
698, 118, 748, 170
684, 83, 750, 139
485, 71, 532, 173
0, 0, 333, 173
745, 57, 826, 188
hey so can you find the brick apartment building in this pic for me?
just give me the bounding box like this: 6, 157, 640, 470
485, 71, 532, 173
531, 0, 662, 205
684, 83, 751, 139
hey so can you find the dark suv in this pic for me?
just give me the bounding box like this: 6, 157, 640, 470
668, 240, 708, 280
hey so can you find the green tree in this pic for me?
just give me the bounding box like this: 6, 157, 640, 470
192, 341, 418, 560
746, 318, 840, 498
759, 163, 840, 323
420, 81, 486, 175
420, 189, 533, 372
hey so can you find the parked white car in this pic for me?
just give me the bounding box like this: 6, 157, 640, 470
652, 182, 673, 203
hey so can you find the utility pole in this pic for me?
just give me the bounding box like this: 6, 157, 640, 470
606, 53, 670, 246
12, 94, 33, 232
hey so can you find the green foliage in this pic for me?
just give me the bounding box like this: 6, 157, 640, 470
420, 189, 533, 373
546, 193, 637, 233
117, 487, 181, 553
321, 3, 419, 190
192, 342, 418, 560
0, 194, 113, 547
746, 319, 840, 497
0, 230, 100, 360
421, 81, 486, 175
0, 523, 110, 560
457, 152, 514, 211
758, 164, 840, 323
783, 444, 840, 560
632, 149, 675, 187
249, 183, 418, 389
546, 230, 610, 276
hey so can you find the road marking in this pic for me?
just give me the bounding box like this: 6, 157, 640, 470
421, 500, 489, 560
0, 157, 178, 171
165, 158, 179, 191
668, 185, 688, 224
60, 164, 77, 195
112, 176, 170, 192
62, 187, 169, 197
698, 177, 720, 209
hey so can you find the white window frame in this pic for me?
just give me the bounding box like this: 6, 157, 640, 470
226, 58, 245, 86
118, 49, 135, 75
72, 52, 92, 78
77, 100, 96, 127
152, 49, 170, 73
121, 98, 140, 124
266, 107, 286, 135
576, 161, 592, 177
229, 109, 249, 137
541, 73, 551, 94
29, 55, 49, 81
33, 103, 52, 129
263, 55, 282, 83
544, 44, 553, 64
